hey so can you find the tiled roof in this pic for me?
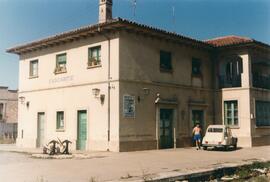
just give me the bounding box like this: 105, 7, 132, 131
205, 35, 254, 47
6, 19, 270, 55
7, 18, 212, 54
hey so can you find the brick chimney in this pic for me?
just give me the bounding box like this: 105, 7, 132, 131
99, 0, 113, 23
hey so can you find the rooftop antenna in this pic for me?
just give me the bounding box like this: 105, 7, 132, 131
172, 5, 176, 33
132, 0, 137, 19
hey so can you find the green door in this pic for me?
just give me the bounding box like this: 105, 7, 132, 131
37, 112, 45, 148
77, 110, 87, 150
159, 109, 174, 149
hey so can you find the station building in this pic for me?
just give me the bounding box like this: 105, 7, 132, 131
7, 0, 270, 151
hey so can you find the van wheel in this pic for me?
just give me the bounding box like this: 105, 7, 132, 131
203, 146, 207, 150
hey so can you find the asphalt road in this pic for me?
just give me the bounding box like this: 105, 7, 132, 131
0, 146, 270, 182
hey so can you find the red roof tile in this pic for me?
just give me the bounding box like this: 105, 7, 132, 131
205, 35, 254, 47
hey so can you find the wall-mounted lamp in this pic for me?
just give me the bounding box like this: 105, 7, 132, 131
92, 88, 105, 104
26, 101, 30, 108
92, 88, 101, 97
142, 88, 150, 95
100, 94, 105, 105
19, 96, 25, 104
137, 88, 151, 103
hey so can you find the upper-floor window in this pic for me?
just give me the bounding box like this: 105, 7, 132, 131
160, 50, 172, 72
224, 100, 238, 126
56, 111, 65, 130
55, 53, 67, 74
29, 60, 38, 78
226, 60, 242, 80
256, 101, 270, 127
192, 58, 202, 75
88, 46, 101, 67
0, 103, 4, 121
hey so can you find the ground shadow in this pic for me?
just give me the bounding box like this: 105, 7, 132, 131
203, 146, 243, 152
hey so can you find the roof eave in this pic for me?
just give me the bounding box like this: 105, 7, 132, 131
6, 18, 214, 55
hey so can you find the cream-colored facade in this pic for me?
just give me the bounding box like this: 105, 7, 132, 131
7, 13, 270, 151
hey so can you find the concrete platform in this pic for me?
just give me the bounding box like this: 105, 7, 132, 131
0, 145, 270, 182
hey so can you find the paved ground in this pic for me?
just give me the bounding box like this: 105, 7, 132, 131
0, 145, 270, 182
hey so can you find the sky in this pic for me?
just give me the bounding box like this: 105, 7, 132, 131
0, 0, 269, 90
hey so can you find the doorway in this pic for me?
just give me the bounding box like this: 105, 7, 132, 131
192, 110, 204, 130
37, 112, 45, 148
159, 109, 174, 149
77, 110, 87, 150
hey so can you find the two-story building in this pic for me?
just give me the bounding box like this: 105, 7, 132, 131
0, 86, 18, 142
7, 0, 270, 151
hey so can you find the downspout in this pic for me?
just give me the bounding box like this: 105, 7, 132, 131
98, 26, 111, 151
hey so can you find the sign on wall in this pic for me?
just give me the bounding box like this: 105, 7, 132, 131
49, 75, 74, 84
123, 95, 135, 118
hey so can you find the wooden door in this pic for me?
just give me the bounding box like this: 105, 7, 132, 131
159, 109, 173, 149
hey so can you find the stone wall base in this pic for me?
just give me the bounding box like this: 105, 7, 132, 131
176, 137, 193, 148
252, 135, 270, 146
119, 140, 157, 152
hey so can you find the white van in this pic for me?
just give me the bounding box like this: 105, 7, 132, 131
202, 125, 237, 150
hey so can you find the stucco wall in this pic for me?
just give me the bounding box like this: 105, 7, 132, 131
216, 88, 252, 147
19, 34, 120, 92
17, 34, 120, 151
250, 88, 270, 146
118, 31, 215, 151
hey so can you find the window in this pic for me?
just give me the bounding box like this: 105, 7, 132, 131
224, 101, 238, 126
0, 103, 4, 121
29, 60, 38, 77
88, 46, 101, 67
192, 58, 201, 75
55, 53, 67, 74
160, 50, 172, 72
225, 59, 243, 79
207, 128, 223, 133
256, 101, 270, 126
56, 111, 65, 130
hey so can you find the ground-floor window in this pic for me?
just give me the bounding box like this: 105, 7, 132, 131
56, 111, 65, 130
224, 100, 238, 126
256, 101, 270, 126
0, 103, 4, 120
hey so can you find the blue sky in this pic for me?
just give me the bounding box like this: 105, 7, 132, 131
0, 0, 269, 90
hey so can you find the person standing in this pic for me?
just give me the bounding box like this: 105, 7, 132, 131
193, 124, 202, 150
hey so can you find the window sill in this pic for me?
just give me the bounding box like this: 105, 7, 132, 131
255, 126, 270, 129
56, 129, 65, 132
54, 71, 67, 75
29, 75, 39, 79
160, 68, 173, 73
191, 73, 202, 78
228, 126, 240, 129
87, 64, 102, 69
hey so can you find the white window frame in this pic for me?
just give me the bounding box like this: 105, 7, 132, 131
29, 59, 39, 78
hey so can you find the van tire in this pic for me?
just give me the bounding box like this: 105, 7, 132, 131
203, 146, 207, 150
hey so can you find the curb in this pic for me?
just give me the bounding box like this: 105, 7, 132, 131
108, 159, 270, 182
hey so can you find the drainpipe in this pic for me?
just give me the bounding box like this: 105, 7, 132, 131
98, 26, 111, 151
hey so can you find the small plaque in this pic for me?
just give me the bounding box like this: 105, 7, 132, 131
123, 95, 135, 118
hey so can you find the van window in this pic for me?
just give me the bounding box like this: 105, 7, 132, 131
208, 128, 223, 132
